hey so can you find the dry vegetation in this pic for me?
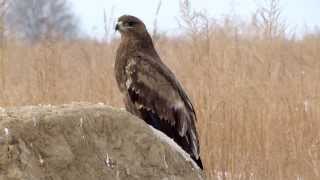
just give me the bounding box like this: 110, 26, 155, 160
1, 0, 320, 179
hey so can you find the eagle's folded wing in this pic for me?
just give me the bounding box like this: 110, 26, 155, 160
125, 55, 200, 159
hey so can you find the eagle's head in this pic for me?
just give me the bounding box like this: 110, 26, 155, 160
115, 15, 147, 36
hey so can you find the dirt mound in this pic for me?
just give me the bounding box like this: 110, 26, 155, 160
0, 103, 203, 180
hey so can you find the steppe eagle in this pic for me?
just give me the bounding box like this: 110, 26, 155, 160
114, 15, 203, 169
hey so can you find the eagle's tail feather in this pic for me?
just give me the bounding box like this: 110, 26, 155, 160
192, 156, 204, 170
140, 109, 203, 169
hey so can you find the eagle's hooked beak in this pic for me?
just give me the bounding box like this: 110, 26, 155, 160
115, 21, 123, 31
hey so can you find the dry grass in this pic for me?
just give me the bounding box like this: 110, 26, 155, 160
1, 14, 320, 180
156, 30, 320, 179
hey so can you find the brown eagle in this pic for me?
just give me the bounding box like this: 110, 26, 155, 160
114, 15, 203, 169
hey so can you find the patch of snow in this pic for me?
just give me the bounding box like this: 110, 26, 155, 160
4, 128, 9, 136
38, 104, 53, 108
216, 171, 232, 180
297, 175, 304, 180
304, 100, 309, 112
104, 153, 115, 168
0, 107, 5, 113
163, 154, 168, 169
105, 153, 111, 167
39, 154, 44, 165
79, 118, 83, 128
97, 102, 105, 106
33, 117, 37, 127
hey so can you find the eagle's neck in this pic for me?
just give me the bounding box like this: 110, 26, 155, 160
120, 33, 158, 57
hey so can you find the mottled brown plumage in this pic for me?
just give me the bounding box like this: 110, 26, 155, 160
114, 15, 203, 169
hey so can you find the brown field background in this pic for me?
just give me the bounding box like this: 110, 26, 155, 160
1, 4, 320, 180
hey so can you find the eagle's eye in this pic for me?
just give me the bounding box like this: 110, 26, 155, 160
127, 21, 136, 27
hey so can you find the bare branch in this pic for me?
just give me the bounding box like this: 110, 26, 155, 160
103, 6, 115, 41
254, 0, 287, 39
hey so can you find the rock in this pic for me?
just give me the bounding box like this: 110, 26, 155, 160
0, 103, 204, 180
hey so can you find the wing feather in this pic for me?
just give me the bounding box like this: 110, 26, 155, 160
126, 56, 178, 125
125, 54, 200, 158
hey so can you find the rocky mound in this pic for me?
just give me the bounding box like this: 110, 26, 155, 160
0, 103, 203, 180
